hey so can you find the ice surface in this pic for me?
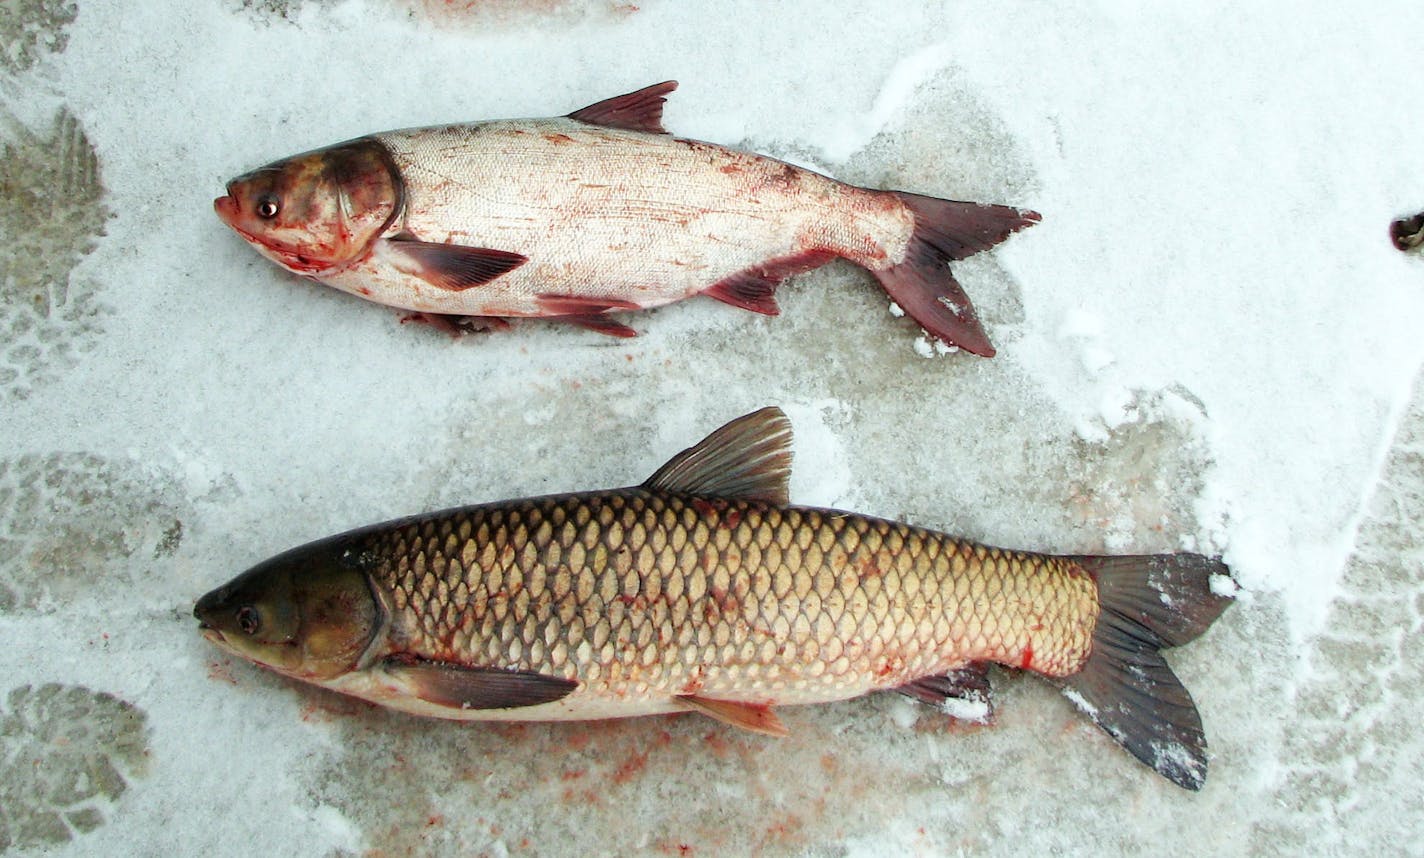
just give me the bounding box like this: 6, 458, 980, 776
1, 0, 1422, 854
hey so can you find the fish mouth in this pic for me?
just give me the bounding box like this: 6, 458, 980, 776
213, 193, 239, 226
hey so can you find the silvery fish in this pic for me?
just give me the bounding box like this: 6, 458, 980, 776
195, 408, 1233, 789
213, 82, 1038, 355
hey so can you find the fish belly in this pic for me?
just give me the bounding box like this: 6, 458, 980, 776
318, 120, 914, 316
359, 490, 1097, 718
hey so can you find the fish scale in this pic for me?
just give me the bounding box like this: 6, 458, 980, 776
195, 407, 1232, 789
362, 489, 1098, 703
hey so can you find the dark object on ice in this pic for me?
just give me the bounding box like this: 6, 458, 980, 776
1391, 212, 1424, 252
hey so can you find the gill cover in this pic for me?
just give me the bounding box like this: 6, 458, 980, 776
214, 138, 403, 274
194, 539, 382, 680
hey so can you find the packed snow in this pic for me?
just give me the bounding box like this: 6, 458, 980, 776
1, 0, 1422, 854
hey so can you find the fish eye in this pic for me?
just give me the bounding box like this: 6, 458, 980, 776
236, 605, 260, 635
256, 196, 280, 219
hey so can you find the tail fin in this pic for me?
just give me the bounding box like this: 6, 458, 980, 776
1062, 554, 1234, 790
871, 192, 1040, 357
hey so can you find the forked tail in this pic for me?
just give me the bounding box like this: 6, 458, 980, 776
1063, 553, 1234, 790
872, 192, 1040, 357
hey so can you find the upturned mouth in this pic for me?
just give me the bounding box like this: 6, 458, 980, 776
213, 194, 239, 224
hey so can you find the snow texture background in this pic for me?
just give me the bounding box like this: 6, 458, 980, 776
1, 0, 1422, 854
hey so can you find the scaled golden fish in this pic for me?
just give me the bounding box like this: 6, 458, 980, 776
213, 82, 1038, 355
195, 408, 1232, 789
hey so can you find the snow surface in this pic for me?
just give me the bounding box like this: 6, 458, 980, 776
2, 0, 1423, 854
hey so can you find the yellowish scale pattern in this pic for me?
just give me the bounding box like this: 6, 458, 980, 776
363, 490, 1098, 703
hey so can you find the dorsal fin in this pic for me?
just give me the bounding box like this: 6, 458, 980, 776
568, 81, 677, 134
643, 407, 792, 505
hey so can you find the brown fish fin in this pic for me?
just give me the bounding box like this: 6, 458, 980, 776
677, 695, 788, 737
642, 407, 792, 505
702, 251, 837, 316
568, 81, 678, 134
703, 271, 781, 315
1060, 554, 1235, 791
557, 314, 638, 338
387, 237, 528, 291
895, 663, 994, 724
535, 294, 641, 337
399, 312, 512, 336
870, 193, 1040, 357
384, 659, 578, 710
535, 294, 641, 314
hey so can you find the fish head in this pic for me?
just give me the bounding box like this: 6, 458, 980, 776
194, 541, 381, 681
214, 138, 402, 276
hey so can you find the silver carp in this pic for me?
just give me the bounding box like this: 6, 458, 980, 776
214, 82, 1038, 355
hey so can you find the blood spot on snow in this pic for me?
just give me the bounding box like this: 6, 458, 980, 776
611, 748, 649, 784
207, 659, 239, 686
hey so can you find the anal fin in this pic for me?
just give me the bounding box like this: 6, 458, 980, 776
383, 659, 578, 711
896, 663, 994, 724
702, 250, 837, 316
703, 271, 782, 315
678, 695, 787, 737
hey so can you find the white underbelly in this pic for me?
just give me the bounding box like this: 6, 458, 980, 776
320, 667, 875, 722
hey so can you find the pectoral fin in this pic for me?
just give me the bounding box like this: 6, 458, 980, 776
384, 659, 578, 710
386, 237, 528, 291
677, 695, 788, 736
